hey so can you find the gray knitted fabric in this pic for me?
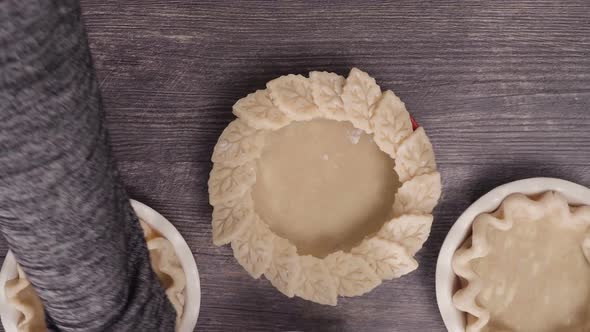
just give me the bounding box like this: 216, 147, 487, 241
0, 1, 176, 331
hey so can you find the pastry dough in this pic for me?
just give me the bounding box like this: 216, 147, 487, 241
252, 119, 398, 257
453, 192, 590, 332
210, 68, 441, 305
4, 266, 45, 332
5, 220, 186, 331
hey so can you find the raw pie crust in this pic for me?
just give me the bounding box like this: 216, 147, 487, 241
209, 68, 441, 305
453, 192, 590, 332
4, 220, 186, 332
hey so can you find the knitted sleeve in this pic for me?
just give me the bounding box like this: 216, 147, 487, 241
0, 1, 176, 331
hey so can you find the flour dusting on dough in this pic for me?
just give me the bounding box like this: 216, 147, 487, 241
347, 128, 363, 144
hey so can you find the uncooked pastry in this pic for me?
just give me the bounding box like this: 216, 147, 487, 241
4, 266, 45, 332
5, 220, 186, 332
453, 192, 590, 332
209, 68, 441, 305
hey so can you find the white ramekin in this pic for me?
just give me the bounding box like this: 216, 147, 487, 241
435, 177, 590, 332
0, 200, 200, 332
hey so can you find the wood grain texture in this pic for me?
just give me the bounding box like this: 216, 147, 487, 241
2, 0, 590, 331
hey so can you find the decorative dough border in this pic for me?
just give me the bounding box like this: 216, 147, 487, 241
451, 191, 590, 332
209, 68, 441, 305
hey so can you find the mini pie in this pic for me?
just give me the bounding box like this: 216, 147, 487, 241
5, 220, 186, 332
209, 68, 441, 305
453, 192, 590, 332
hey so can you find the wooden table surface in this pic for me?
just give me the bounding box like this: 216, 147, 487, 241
3, 1, 590, 331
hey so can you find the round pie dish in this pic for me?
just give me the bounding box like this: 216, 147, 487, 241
209, 68, 442, 305
0, 200, 200, 332
436, 177, 590, 331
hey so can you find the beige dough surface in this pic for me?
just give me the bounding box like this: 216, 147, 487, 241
473, 210, 590, 332
252, 119, 399, 257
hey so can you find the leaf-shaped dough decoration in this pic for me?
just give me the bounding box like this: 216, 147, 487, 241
310, 71, 346, 121
208, 160, 256, 205
233, 89, 291, 130
295, 255, 338, 305
351, 238, 418, 280
392, 172, 442, 217
264, 236, 301, 297
267, 74, 319, 121
211, 119, 265, 167
394, 127, 437, 182
231, 215, 274, 279
324, 251, 381, 297
341, 67, 382, 133
371, 90, 413, 156
211, 193, 254, 246
377, 214, 434, 256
